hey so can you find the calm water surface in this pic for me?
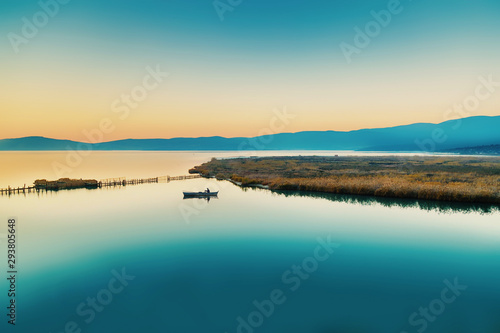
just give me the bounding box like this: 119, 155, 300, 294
0, 151, 499, 333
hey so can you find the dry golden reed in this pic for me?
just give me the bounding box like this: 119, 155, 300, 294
190, 156, 500, 204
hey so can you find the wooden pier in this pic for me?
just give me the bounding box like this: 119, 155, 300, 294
0, 174, 201, 196
0, 184, 37, 195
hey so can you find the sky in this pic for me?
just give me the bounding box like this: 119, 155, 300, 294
1, 0, 499, 142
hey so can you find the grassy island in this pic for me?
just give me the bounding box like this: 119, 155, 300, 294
190, 156, 500, 204
34, 178, 99, 190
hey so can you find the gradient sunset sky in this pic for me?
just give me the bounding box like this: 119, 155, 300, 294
1, 0, 499, 142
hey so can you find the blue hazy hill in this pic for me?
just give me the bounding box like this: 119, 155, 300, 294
1, 116, 499, 152
0, 136, 82, 151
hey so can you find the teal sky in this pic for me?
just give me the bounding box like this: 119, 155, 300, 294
1, 0, 499, 141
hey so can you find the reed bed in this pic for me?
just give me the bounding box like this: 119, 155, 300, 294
34, 178, 98, 189
190, 156, 500, 204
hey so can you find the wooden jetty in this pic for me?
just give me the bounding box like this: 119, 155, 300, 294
0, 174, 201, 196
0, 184, 37, 195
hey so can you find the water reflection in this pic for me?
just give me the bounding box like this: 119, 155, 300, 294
183, 196, 218, 202
268, 189, 500, 215
2, 173, 500, 333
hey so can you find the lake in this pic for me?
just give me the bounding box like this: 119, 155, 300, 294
1, 151, 499, 333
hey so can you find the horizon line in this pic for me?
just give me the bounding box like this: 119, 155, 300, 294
0, 114, 496, 143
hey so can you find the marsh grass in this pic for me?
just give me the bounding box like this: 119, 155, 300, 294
34, 178, 98, 189
190, 156, 500, 204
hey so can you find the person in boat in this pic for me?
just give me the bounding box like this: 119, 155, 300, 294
206, 188, 210, 193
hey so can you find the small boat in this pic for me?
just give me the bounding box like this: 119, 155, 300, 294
183, 191, 219, 197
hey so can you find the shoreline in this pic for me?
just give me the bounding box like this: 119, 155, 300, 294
190, 156, 500, 205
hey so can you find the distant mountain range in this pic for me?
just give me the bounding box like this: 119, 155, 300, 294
443, 144, 500, 156
1, 115, 499, 153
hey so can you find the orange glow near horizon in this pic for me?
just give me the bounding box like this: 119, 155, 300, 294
3, 58, 500, 142
2, 10, 500, 142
